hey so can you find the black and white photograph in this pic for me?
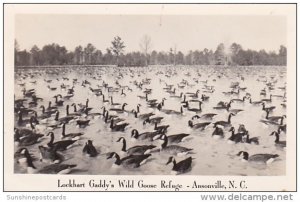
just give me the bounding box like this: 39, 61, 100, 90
3, 3, 296, 192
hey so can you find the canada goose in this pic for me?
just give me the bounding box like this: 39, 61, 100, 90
132, 110, 154, 120
47, 132, 77, 151
211, 125, 224, 139
265, 111, 286, 123
153, 133, 190, 144
131, 129, 161, 141
143, 116, 164, 125
243, 131, 259, 145
110, 96, 121, 106
166, 156, 192, 174
47, 101, 58, 111
186, 101, 202, 113
38, 145, 61, 163
170, 92, 183, 99
201, 94, 209, 101
110, 119, 129, 132
154, 122, 169, 133
188, 120, 211, 130
231, 96, 247, 103
20, 149, 76, 174
213, 101, 232, 110
146, 94, 158, 104
214, 113, 235, 128
76, 119, 90, 128
102, 95, 109, 103
17, 112, 39, 127
270, 131, 286, 148
47, 85, 57, 91
61, 123, 84, 140
82, 140, 98, 157
53, 95, 64, 106
227, 127, 244, 144
116, 137, 156, 156
109, 103, 128, 113
106, 152, 151, 168
14, 132, 44, 146
192, 113, 217, 120
237, 151, 279, 164
67, 104, 81, 117
262, 102, 276, 112
54, 111, 75, 124
248, 98, 262, 105
261, 94, 272, 102
159, 106, 184, 115
157, 134, 193, 156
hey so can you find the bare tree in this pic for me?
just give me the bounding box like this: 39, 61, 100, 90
139, 35, 152, 66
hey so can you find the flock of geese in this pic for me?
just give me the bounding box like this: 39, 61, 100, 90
14, 66, 287, 175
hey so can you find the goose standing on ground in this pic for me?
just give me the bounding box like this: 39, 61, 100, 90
157, 134, 193, 156
17, 148, 76, 174
116, 137, 156, 156
166, 156, 192, 175
237, 151, 279, 164
106, 152, 151, 168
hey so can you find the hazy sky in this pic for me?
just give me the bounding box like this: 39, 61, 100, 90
15, 14, 286, 54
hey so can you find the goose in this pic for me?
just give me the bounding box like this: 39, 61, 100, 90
214, 113, 235, 128
17, 112, 39, 127
14, 127, 36, 138
237, 151, 279, 164
109, 103, 128, 113
104, 111, 124, 124
61, 123, 84, 140
186, 101, 202, 113
14, 132, 44, 146
262, 102, 276, 112
53, 95, 64, 106
67, 104, 81, 117
131, 129, 161, 141
278, 124, 286, 134
211, 125, 224, 139
227, 127, 244, 144
153, 133, 190, 144
19, 149, 76, 174
188, 120, 211, 130
166, 156, 192, 175
213, 101, 232, 110
54, 111, 75, 124
261, 94, 272, 102
160, 106, 184, 115
201, 94, 209, 101
231, 96, 247, 103
61, 93, 74, 100
102, 95, 110, 103
40, 105, 56, 117
47, 132, 77, 151
116, 137, 156, 156
106, 152, 151, 168
227, 108, 244, 115
166, 88, 176, 94
243, 131, 259, 145
170, 92, 183, 99
157, 134, 193, 156
132, 110, 154, 120
192, 113, 217, 120
47, 85, 57, 91
110, 119, 129, 132
146, 94, 158, 104
47, 101, 58, 111
188, 90, 200, 98
249, 98, 262, 105
270, 131, 286, 148
82, 140, 98, 157
265, 112, 286, 123
143, 116, 164, 125
110, 96, 121, 106
154, 122, 169, 133
76, 119, 90, 128
38, 145, 61, 163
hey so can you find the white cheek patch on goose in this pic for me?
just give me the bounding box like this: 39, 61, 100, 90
266, 158, 275, 164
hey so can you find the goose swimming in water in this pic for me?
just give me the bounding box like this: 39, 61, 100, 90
38, 145, 61, 163
157, 134, 193, 156
261, 94, 272, 102
154, 122, 170, 133
106, 152, 151, 168
227, 127, 244, 144
14, 132, 44, 146
188, 120, 211, 130
131, 129, 161, 141
237, 151, 279, 164
211, 125, 224, 139
214, 113, 235, 128
17, 148, 76, 174
265, 111, 286, 123
153, 133, 190, 144
61, 123, 84, 140
47, 132, 77, 151
262, 102, 276, 112
82, 140, 98, 157
116, 137, 156, 156
109, 103, 128, 113
166, 156, 192, 175
192, 113, 217, 120
270, 131, 286, 148
110, 118, 129, 132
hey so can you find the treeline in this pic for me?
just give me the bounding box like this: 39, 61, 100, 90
14, 37, 287, 67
